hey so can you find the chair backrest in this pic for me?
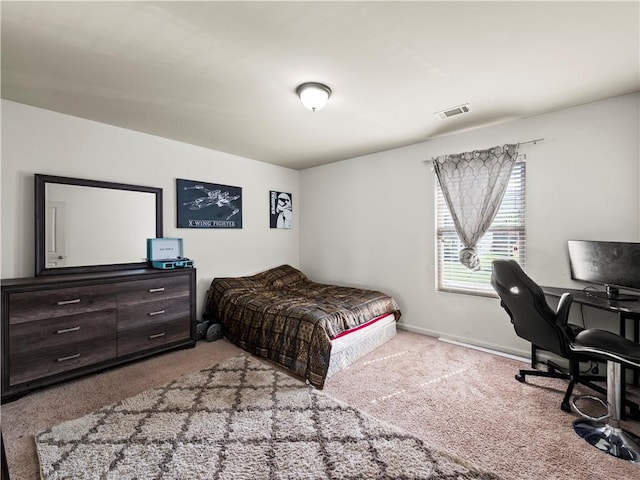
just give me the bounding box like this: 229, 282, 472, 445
490, 259, 572, 357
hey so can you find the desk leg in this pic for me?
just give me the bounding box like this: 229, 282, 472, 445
622, 314, 640, 387
619, 314, 629, 419
621, 313, 640, 420
634, 317, 639, 388
1, 431, 9, 480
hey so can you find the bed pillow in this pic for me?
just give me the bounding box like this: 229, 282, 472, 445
259, 264, 307, 288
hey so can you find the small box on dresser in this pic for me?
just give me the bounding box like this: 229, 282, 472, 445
1, 268, 196, 402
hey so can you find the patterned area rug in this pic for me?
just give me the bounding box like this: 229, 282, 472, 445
35, 355, 500, 479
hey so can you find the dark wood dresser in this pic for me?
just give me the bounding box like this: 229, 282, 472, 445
1, 268, 196, 401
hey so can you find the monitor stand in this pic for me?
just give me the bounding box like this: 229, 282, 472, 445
586, 285, 639, 302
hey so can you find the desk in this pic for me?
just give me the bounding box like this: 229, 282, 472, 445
541, 286, 640, 342
543, 286, 640, 418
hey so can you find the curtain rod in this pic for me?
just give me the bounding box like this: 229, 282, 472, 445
518, 137, 544, 146
422, 137, 544, 164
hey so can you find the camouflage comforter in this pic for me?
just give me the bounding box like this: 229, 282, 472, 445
203, 265, 401, 388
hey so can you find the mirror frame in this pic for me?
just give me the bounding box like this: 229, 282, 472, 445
35, 174, 163, 276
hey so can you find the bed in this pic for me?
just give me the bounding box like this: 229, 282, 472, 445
203, 264, 401, 388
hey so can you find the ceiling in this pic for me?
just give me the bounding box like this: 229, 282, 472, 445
2, 1, 639, 170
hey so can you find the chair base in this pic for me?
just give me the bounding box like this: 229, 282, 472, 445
573, 419, 640, 463
516, 367, 606, 413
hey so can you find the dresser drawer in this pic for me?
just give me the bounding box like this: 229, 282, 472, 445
10, 310, 117, 354
9, 336, 117, 386
117, 318, 191, 357
117, 297, 190, 331
8, 285, 117, 324
117, 275, 190, 307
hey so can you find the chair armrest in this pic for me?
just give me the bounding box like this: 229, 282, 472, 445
555, 292, 573, 328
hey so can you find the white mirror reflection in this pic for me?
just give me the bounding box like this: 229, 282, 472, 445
45, 183, 157, 268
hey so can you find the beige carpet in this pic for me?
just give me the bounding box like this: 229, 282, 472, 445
3, 330, 640, 479
324, 331, 640, 480
34, 355, 498, 480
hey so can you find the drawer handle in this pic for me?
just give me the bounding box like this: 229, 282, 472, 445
148, 288, 165, 293
56, 326, 80, 334
148, 310, 166, 316
57, 353, 80, 362
57, 298, 81, 306
149, 332, 166, 340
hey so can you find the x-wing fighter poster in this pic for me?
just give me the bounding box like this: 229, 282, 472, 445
177, 178, 242, 228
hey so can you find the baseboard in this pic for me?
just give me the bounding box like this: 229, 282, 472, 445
396, 323, 529, 362
437, 338, 529, 363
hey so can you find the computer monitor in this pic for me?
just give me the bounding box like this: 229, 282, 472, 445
567, 240, 640, 301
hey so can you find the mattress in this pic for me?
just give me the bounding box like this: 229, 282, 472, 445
327, 313, 397, 377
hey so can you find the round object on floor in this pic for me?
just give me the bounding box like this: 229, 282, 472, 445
195, 320, 210, 340
573, 419, 640, 463
206, 323, 223, 342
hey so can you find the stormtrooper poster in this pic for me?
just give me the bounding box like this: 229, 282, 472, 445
177, 178, 242, 228
270, 191, 292, 229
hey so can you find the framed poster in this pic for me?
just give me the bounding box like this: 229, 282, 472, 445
270, 191, 292, 229
177, 178, 242, 228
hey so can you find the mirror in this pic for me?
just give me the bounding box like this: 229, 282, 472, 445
35, 174, 163, 276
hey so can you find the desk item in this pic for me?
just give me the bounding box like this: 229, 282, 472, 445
570, 329, 640, 463
491, 260, 605, 412
568, 240, 640, 301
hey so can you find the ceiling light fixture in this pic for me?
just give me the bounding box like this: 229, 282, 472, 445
296, 82, 332, 111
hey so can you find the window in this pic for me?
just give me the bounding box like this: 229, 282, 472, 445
436, 161, 526, 296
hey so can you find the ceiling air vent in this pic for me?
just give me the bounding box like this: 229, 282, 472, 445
435, 103, 471, 120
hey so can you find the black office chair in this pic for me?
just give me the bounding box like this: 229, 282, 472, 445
490, 259, 605, 412
570, 328, 640, 463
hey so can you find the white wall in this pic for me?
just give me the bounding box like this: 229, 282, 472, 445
1, 100, 299, 318
300, 93, 640, 357
3, 94, 639, 356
